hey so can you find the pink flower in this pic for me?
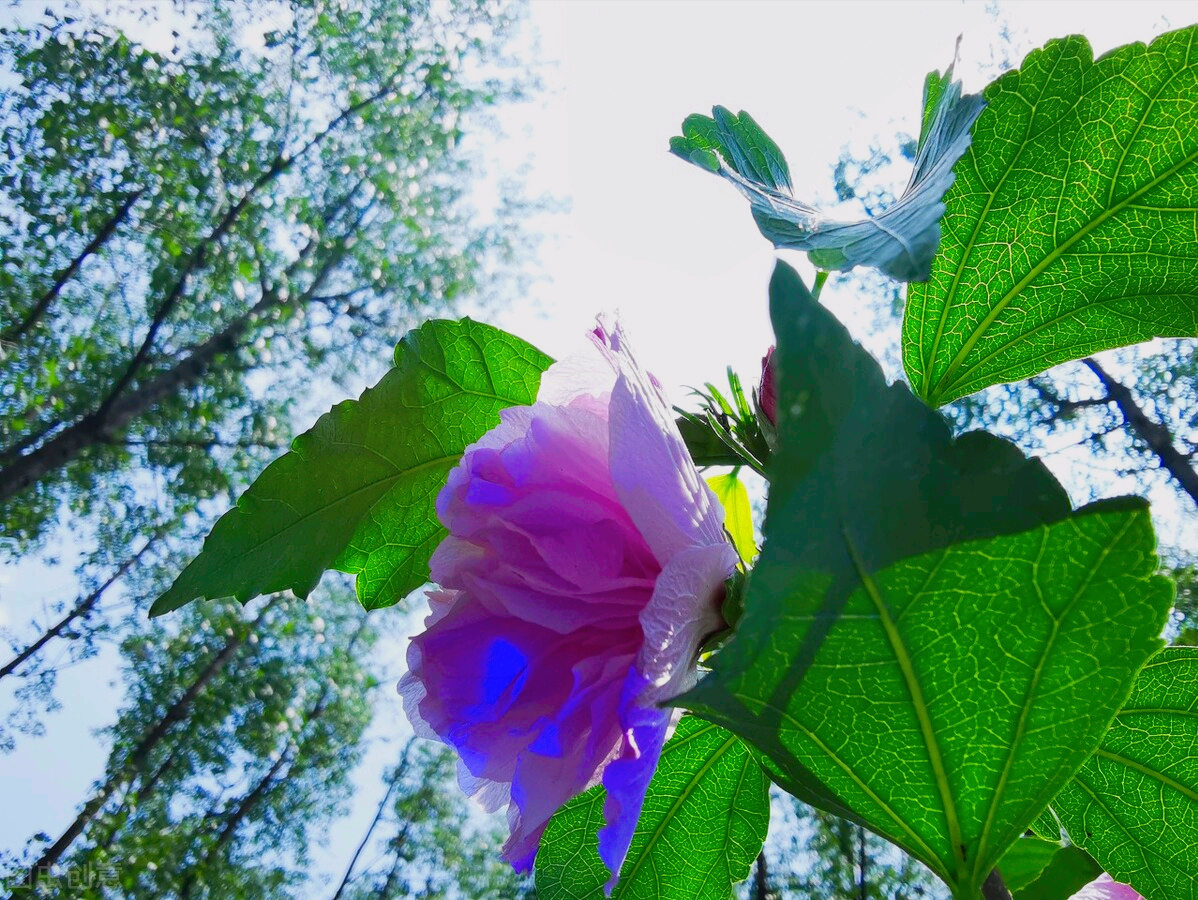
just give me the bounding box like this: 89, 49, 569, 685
1070, 875, 1144, 900
399, 320, 737, 889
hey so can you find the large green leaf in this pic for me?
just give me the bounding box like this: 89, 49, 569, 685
683, 262, 1171, 898
669, 73, 984, 282
1051, 648, 1198, 899
905, 25, 1198, 406
535, 716, 768, 900
150, 319, 551, 615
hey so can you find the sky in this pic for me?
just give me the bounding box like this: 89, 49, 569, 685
499, 1, 1196, 388
3, 0, 1197, 889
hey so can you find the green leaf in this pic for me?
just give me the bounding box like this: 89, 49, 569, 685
999, 839, 1101, 899
670, 83, 984, 282
1012, 847, 1102, 900
535, 716, 769, 900
999, 837, 1060, 891
682, 261, 1171, 897
706, 472, 757, 564
1051, 647, 1198, 899
905, 25, 1198, 406
150, 319, 551, 616
677, 412, 748, 468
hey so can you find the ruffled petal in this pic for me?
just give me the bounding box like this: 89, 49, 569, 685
600, 324, 727, 565
637, 543, 738, 697
536, 340, 618, 406
401, 587, 644, 869
401, 317, 737, 891
431, 399, 658, 633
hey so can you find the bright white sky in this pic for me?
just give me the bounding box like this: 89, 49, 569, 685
499, 1, 1196, 391
3, 0, 1196, 888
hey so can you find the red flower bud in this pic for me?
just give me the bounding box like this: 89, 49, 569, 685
758, 345, 777, 426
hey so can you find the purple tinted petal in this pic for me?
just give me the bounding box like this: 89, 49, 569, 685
536, 339, 618, 406
590, 545, 735, 890
597, 667, 672, 893
430, 399, 659, 632
402, 586, 644, 870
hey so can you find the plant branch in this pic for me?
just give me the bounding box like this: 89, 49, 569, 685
330, 738, 416, 900
0, 177, 362, 504
112, 436, 289, 451
753, 850, 769, 900
90, 74, 412, 428
1028, 376, 1108, 424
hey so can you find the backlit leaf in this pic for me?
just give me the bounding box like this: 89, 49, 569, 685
1000, 839, 1102, 900
151, 319, 551, 615
670, 74, 983, 282
1051, 648, 1198, 899
905, 25, 1198, 405
707, 472, 757, 564
682, 261, 1171, 898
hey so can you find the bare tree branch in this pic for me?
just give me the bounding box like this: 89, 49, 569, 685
1084, 357, 1198, 508
330, 739, 416, 900
0, 529, 164, 682
0, 179, 365, 503
91, 75, 420, 428
1, 189, 144, 349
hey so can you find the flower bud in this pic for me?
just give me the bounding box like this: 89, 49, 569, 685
758, 345, 777, 426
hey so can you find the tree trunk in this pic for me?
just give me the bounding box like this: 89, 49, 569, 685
858, 824, 867, 900
18, 597, 277, 890
177, 744, 296, 900
0, 530, 162, 681
754, 850, 769, 900
0, 180, 359, 505
90, 74, 404, 425
378, 818, 417, 900
0, 294, 272, 504
1084, 357, 1198, 508
178, 613, 367, 899
179, 681, 340, 900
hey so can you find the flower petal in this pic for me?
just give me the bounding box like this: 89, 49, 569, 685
592, 542, 737, 889
638, 543, 738, 696
431, 399, 658, 633
1070, 875, 1145, 900
401, 588, 643, 870
401, 317, 737, 892
598, 324, 727, 564
536, 339, 617, 406
597, 667, 671, 893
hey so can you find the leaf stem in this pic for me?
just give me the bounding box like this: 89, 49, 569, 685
811, 269, 829, 301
